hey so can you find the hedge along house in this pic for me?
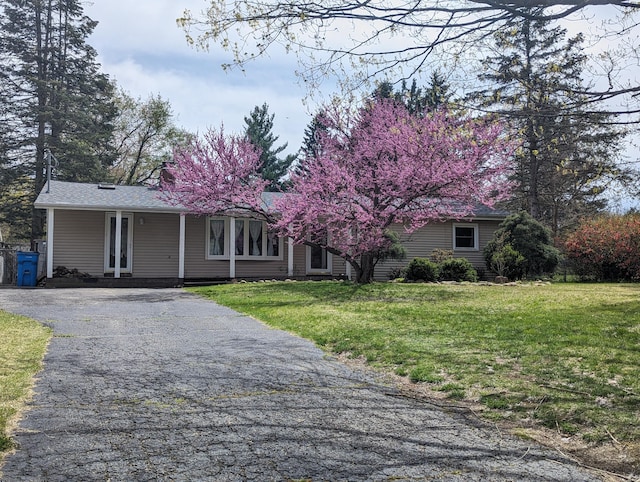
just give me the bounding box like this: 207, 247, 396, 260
34, 180, 508, 287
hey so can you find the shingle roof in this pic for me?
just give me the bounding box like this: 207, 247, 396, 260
35, 180, 509, 219
34, 180, 183, 212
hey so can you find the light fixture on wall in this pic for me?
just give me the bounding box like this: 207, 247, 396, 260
139, 217, 145, 225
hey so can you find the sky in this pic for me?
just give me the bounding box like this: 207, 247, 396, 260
83, 0, 314, 158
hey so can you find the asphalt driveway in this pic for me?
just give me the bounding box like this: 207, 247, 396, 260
0, 288, 600, 481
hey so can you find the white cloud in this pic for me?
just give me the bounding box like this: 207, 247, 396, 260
83, 0, 315, 154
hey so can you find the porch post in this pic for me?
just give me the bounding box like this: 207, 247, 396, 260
287, 237, 294, 277
114, 210, 122, 278
178, 213, 185, 279
345, 261, 352, 281
229, 217, 236, 279
46, 208, 54, 278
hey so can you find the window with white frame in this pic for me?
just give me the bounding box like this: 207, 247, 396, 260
104, 213, 133, 272
207, 217, 282, 260
453, 223, 479, 251
306, 234, 332, 273
207, 217, 229, 258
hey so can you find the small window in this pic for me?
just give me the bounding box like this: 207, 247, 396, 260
306, 234, 332, 273
310, 244, 328, 270
248, 220, 263, 256
266, 231, 279, 257
207, 218, 229, 259
234, 219, 244, 256
453, 224, 478, 250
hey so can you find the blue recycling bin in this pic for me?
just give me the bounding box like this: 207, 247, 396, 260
17, 251, 40, 287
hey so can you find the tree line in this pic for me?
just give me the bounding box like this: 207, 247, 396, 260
2, 0, 639, 248
0, 0, 191, 243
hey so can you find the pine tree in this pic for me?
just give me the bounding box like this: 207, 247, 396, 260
300, 113, 327, 161
468, 11, 627, 234
373, 73, 452, 116
0, 0, 117, 242
243, 103, 296, 192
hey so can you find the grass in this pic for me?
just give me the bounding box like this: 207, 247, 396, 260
191, 281, 640, 465
0, 311, 51, 454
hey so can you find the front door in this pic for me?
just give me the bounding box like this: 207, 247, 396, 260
105, 213, 133, 273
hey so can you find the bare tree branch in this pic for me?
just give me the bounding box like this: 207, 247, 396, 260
179, 0, 640, 116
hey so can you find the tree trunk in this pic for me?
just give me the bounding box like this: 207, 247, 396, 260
354, 253, 376, 284
31, 0, 48, 243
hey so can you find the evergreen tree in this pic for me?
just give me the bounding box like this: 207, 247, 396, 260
468, 11, 628, 234
0, 0, 117, 242
484, 211, 560, 279
243, 103, 296, 192
300, 112, 327, 161
373, 73, 452, 116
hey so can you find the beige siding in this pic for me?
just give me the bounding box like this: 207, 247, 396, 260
375, 220, 501, 281
53, 210, 183, 278
132, 213, 180, 277
183, 216, 292, 279
51, 210, 502, 282
52, 210, 105, 275
471, 220, 502, 268
184, 216, 227, 278
332, 255, 348, 277
234, 260, 289, 279
291, 244, 307, 277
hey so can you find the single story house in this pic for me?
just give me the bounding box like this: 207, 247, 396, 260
34, 180, 508, 287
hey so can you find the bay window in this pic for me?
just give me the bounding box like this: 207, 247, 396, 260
207, 217, 282, 260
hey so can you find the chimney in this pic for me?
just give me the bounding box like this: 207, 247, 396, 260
159, 161, 175, 186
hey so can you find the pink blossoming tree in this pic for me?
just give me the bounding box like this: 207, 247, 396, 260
162, 99, 517, 283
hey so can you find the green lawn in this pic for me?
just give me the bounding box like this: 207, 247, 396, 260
0, 311, 51, 454
191, 281, 640, 468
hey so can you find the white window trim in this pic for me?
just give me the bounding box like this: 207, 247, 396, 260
206, 217, 230, 260
453, 223, 479, 251
306, 244, 333, 274
206, 217, 283, 261
104, 212, 134, 273
235, 219, 283, 260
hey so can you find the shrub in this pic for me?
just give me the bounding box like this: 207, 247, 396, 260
430, 248, 454, 264
484, 212, 560, 278
564, 214, 640, 281
486, 233, 527, 280
387, 266, 407, 280
405, 258, 439, 282
438, 258, 478, 282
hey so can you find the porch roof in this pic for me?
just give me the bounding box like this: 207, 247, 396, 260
34, 180, 284, 214
34, 180, 183, 213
